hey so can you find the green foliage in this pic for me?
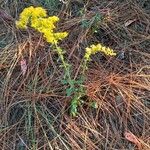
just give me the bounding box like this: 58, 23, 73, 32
69, 78, 85, 116
61, 77, 85, 97
36, 0, 61, 14
61, 71, 86, 116
90, 101, 98, 109
66, 87, 75, 97
81, 19, 90, 28
70, 97, 79, 117
81, 13, 103, 33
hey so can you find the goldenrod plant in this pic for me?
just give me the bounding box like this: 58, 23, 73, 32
16, 6, 68, 44
84, 43, 116, 61
16, 7, 72, 87
16, 6, 79, 116
16, 6, 78, 109
70, 43, 116, 116
16, 6, 116, 117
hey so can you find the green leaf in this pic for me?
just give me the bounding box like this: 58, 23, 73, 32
81, 20, 90, 28
70, 79, 76, 85
90, 101, 98, 109
70, 98, 78, 117
61, 79, 68, 84
70, 106, 78, 117
93, 13, 102, 22
66, 87, 74, 96
76, 79, 84, 84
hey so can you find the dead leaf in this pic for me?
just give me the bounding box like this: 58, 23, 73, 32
125, 19, 136, 27
124, 131, 142, 149
20, 59, 27, 76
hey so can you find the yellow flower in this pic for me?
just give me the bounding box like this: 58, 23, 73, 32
16, 6, 34, 29
97, 44, 102, 50
54, 32, 68, 40
32, 7, 47, 19
16, 20, 27, 29
43, 32, 56, 44
101, 46, 106, 52
84, 43, 116, 61
16, 6, 48, 29
48, 16, 59, 23
20, 6, 34, 17
16, 6, 68, 44
31, 18, 41, 29
31, 18, 56, 32
90, 45, 98, 54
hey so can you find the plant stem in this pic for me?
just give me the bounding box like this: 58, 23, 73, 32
54, 44, 73, 88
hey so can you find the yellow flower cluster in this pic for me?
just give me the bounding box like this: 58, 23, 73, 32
16, 6, 47, 29
16, 6, 68, 44
84, 43, 116, 60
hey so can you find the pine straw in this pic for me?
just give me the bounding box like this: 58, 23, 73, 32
0, 0, 150, 150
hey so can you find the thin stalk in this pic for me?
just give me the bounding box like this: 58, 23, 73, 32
54, 44, 73, 89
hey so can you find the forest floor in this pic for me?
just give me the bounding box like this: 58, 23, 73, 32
0, 0, 150, 150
